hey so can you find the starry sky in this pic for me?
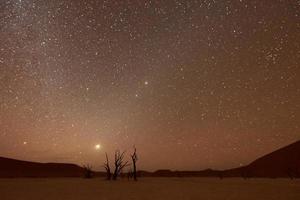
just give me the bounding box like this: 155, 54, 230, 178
0, 0, 299, 171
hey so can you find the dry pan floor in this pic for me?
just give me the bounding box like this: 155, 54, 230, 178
0, 178, 299, 200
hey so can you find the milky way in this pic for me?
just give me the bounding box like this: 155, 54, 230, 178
0, 0, 299, 170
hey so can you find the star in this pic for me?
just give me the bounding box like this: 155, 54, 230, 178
0, 0, 298, 171
94, 144, 101, 150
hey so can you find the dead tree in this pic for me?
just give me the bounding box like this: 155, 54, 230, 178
83, 164, 93, 178
103, 152, 111, 180
112, 150, 129, 180
131, 147, 138, 181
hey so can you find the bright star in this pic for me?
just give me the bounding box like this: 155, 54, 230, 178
94, 144, 101, 150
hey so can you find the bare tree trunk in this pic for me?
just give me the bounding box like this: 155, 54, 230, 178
112, 150, 129, 180
103, 152, 111, 180
112, 165, 118, 180
131, 147, 138, 181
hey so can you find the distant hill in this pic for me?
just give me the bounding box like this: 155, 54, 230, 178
139, 140, 300, 178
1, 140, 299, 178
232, 140, 300, 178
0, 157, 86, 177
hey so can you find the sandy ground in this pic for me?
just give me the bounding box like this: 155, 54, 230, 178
0, 178, 299, 200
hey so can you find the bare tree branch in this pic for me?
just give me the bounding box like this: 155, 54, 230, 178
103, 152, 111, 180
83, 164, 93, 178
131, 146, 138, 181
112, 150, 129, 180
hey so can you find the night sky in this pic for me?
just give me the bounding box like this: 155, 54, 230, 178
0, 0, 299, 171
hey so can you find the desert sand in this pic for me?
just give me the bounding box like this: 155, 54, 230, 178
0, 178, 299, 200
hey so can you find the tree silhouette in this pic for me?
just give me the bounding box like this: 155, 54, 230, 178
103, 152, 111, 180
131, 146, 138, 181
112, 150, 129, 180
83, 164, 93, 178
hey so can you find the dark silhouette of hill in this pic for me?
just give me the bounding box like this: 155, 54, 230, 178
230, 140, 300, 178
139, 140, 300, 178
1, 140, 299, 178
0, 157, 86, 177
137, 169, 221, 177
